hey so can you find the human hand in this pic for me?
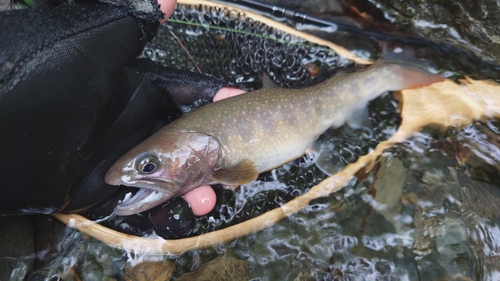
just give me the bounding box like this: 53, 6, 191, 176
158, 0, 176, 24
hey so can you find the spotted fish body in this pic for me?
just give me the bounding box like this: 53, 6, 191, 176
106, 62, 442, 215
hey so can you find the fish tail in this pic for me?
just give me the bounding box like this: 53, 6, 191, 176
393, 63, 445, 90
373, 43, 445, 90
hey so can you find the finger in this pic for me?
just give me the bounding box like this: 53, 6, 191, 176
182, 185, 217, 216
158, 0, 177, 24
213, 87, 246, 102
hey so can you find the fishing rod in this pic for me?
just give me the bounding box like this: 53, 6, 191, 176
216, 0, 433, 46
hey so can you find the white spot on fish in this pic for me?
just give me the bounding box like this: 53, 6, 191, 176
121, 175, 132, 183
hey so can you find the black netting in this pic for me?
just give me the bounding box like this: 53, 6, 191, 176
108, 4, 401, 239
142, 3, 355, 90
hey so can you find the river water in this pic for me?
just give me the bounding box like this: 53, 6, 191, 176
3, 0, 500, 280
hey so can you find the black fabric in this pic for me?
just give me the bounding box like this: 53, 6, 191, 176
131, 59, 229, 108
0, 2, 225, 215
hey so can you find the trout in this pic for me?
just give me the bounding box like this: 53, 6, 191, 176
105, 62, 443, 216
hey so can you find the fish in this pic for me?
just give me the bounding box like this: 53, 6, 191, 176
105, 62, 443, 216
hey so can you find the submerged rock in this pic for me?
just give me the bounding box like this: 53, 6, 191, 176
124, 260, 175, 281
362, 0, 500, 65
0, 216, 35, 281
176, 255, 249, 281
293, 269, 316, 281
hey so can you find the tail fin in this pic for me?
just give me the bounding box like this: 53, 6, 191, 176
377, 43, 445, 89
398, 64, 445, 89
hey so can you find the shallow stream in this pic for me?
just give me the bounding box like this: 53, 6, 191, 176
2, 0, 500, 280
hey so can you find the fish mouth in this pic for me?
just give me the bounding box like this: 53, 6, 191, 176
108, 174, 181, 216
113, 188, 176, 216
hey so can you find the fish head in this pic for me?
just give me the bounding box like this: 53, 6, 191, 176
105, 131, 220, 215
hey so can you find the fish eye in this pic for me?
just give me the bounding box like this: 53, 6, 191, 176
137, 155, 159, 174
142, 162, 156, 173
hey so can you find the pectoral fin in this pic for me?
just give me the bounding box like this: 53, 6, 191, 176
211, 159, 259, 185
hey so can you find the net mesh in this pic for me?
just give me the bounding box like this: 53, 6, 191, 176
123, 3, 400, 238
142, 3, 356, 90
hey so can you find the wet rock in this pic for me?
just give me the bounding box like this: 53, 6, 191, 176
413, 219, 475, 280
349, 0, 500, 68
0, 216, 35, 281
124, 260, 175, 281
434, 219, 475, 279
373, 157, 405, 207
34, 216, 68, 268
329, 257, 403, 280
27, 228, 126, 280
176, 255, 249, 281
57, 265, 81, 281
293, 269, 315, 281
0, 0, 9, 11
454, 121, 500, 186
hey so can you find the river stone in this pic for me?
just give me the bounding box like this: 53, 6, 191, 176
0, 0, 8, 11
176, 255, 249, 281
357, 0, 500, 65
293, 269, 315, 281
0, 216, 35, 281
124, 260, 175, 281
434, 219, 475, 279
